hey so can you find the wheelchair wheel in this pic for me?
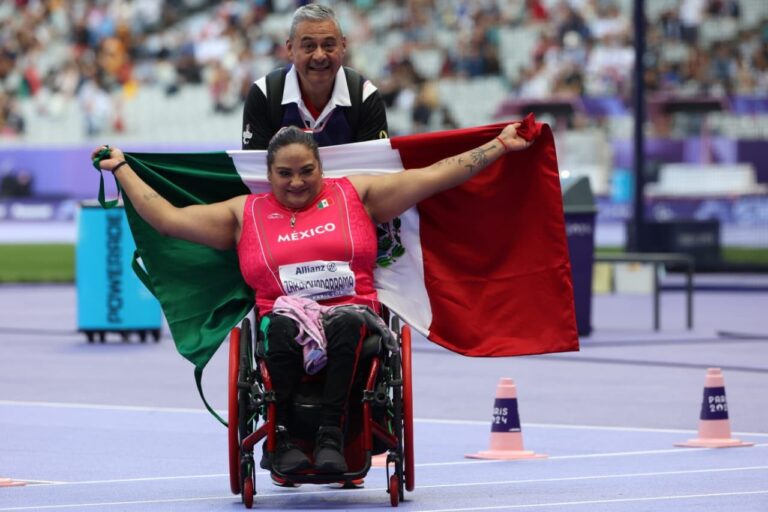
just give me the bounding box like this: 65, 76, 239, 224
401, 325, 415, 492
242, 476, 254, 509
237, 318, 256, 507
389, 474, 400, 507
228, 326, 242, 495
390, 348, 406, 503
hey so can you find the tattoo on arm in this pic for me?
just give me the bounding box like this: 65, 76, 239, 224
433, 145, 494, 175
466, 146, 492, 175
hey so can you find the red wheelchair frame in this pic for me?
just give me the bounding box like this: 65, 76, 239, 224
227, 313, 414, 508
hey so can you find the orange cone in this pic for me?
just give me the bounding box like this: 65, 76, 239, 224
466, 378, 547, 460
675, 368, 754, 448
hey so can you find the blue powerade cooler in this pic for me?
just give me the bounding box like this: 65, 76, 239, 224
76, 202, 162, 343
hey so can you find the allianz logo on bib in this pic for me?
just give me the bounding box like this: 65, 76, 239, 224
278, 223, 336, 243
295, 262, 335, 275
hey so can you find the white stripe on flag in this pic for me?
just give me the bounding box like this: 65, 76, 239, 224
226, 139, 433, 334
227, 138, 405, 189
374, 208, 431, 337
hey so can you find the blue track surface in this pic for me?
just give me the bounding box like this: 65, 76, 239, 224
1, 283, 767, 511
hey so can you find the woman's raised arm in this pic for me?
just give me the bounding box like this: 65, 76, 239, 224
350, 123, 533, 224
92, 146, 244, 250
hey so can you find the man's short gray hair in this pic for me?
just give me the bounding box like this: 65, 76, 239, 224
289, 4, 343, 39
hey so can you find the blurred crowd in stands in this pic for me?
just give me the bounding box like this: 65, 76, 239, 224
1, 0, 767, 139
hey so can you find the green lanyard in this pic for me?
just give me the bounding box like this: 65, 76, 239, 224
91, 146, 122, 209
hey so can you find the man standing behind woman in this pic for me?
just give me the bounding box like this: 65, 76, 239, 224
242, 4, 389, 149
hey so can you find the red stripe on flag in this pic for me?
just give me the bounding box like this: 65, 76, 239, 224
390, 122, 579, 357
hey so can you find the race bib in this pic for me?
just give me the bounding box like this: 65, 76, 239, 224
278, 260, 356, 301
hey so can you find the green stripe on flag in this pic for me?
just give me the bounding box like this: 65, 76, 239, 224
123, 151, 254, 373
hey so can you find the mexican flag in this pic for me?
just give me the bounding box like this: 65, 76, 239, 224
118, 119, 578, 379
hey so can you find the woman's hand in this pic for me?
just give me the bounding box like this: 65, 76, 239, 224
498, 123, 534, 153
91, 145, 126, 172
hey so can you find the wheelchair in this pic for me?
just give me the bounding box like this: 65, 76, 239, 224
227, 308, 415, 508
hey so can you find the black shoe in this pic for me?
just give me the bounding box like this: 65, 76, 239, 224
259, 442, 270, 470
269, 425, 311, 474
313, 426, 347, 473
270, 474, 301, 488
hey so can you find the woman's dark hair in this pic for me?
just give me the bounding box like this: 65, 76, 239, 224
266, 126, 321, 172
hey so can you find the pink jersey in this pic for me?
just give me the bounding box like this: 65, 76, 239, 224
238, 177, 379, 314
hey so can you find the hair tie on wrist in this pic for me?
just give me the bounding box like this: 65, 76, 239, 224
111, 161, 128, 174
496, 136, 509, 153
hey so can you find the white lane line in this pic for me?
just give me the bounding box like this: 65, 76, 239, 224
0, 495, 234, 511
418, 490, 768, 512
4, 490, 768, 512
412, 465, 768, 488
3, 401, 767, 437
416, 418, 768, 438
419, 443, 768, 468
45, 474, 230, 486
551, 443, 768, 459
0, 400, 206, 415
522, 421, 768, 437
1, 467, 766, 510
10, 464, 768, 490
9, 444, 768, 485
6, 479, 65, 485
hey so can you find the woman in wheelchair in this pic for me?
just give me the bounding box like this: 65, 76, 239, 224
261, 305, 385, 474
92, 123, 534, 474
